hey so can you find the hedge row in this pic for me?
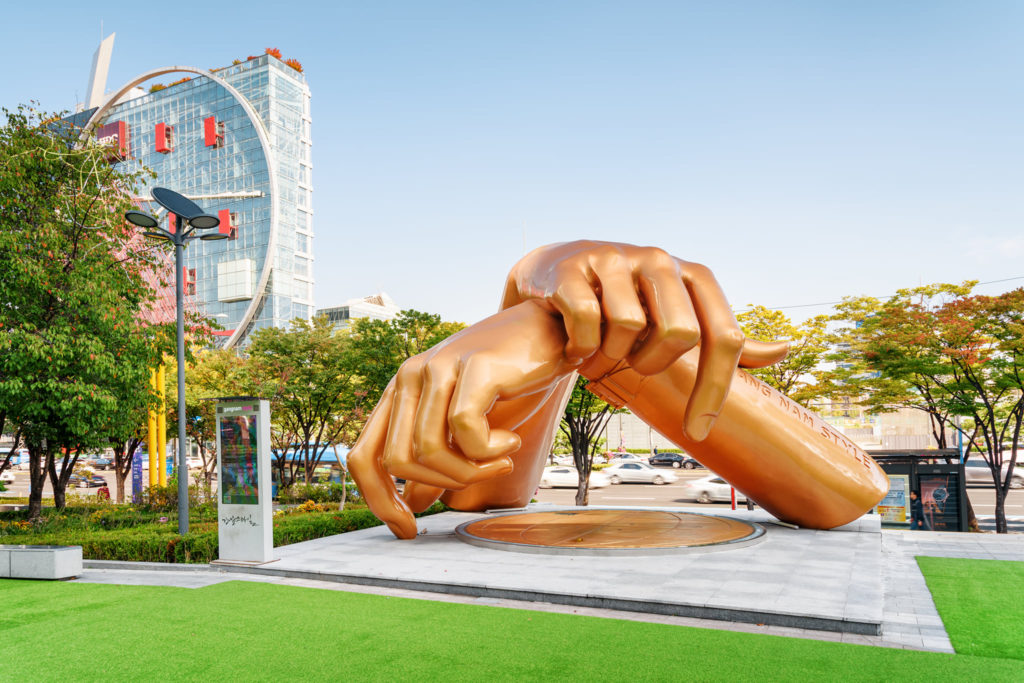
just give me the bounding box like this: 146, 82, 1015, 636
2, 503, 445, 564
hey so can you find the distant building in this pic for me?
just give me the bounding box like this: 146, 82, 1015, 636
318, 293, 401, 330
71, 36, 313, 347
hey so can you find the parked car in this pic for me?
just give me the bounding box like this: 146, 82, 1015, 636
648, 452, 703, 469
0, 470, 15, 486
91, 458, 113, 470
963, 459, 1024, 488
681, 475, 747, 503
607, 453, 646, 463
538, 467, 611, 489
603, 462, 677, 485
68, 473, 108, 489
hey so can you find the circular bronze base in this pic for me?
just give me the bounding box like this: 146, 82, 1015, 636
455, 509, 765, 556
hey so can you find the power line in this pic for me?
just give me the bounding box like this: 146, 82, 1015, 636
737, 275, 1024, 313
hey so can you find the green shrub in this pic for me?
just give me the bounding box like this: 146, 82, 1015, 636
0, 501, 446, 563
137, 480, 215, 512
277, 482, 358, 504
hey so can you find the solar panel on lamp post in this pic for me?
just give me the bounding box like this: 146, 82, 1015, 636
125, 187, 226, 535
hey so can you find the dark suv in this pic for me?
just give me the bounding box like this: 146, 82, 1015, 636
648, 452, 703, 469
69, 473, 108, 488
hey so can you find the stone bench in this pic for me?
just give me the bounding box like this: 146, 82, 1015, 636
0, 545, 83, 580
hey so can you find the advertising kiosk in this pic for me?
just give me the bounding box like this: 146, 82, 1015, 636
214, 397, 273, 564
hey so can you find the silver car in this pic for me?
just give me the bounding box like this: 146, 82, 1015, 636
682, 475, 748, 503
963, 459, 1024, 488
538, 467, 611, 489
603, 462, 677, 485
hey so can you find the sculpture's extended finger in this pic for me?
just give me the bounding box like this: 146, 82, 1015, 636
414, 359, 514, 484
628, 266, 702, 375
681, 263, 746, 442
347, 384, 419, 539
402, 480, 446, 514
591, 256, 647, 361
739, 339, 791, 368
549, 273, 602, 362
384, 360, 465, 490
449, 355, 522, 459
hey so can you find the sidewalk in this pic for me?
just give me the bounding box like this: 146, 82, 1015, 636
73, 505, 1024, 653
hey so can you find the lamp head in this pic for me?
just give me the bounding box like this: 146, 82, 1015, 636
199, 232, 230, 241
189, 213, 220, 230
125, 210, 159, 229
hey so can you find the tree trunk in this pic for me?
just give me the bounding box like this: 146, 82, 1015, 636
112, 442, 128, 504
51, 466, 66, 510
574, 481, 590, 506
994, 486, 1007, 534
27, 443, 45, 519
198, 442, 213, 501
48, 448, 79, 511
338, 469, 347, 511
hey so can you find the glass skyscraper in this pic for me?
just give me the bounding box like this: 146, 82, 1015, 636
76, 54, 313, 347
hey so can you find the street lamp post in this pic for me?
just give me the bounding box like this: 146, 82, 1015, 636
126, 187, 226, 535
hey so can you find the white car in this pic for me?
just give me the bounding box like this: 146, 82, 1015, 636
0, 470, 16, 486
608, 455, 649, 465
681, 475, 748, 503
538, 466, 611, 489
603, 462, 676, 485
963, 459, 1024, 488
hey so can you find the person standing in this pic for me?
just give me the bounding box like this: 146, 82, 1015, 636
909, 490, 926, 530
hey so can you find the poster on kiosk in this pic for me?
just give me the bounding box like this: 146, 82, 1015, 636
215, 397, 273, 564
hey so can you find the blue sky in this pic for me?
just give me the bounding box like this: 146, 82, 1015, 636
3, 1, 1023, 325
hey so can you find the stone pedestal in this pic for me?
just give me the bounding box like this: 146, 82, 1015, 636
0, 545, 83, 580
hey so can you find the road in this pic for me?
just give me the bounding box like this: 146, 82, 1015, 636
0, 467, 213, 502
532, 467, 1024, 531
4, 466, 1022, 530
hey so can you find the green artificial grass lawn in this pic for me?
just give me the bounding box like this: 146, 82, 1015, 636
917, 556, 1024, 661
1, 577, 1022, 682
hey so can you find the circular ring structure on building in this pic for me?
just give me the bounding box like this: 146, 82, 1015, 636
78, 65, 280, 349
455, 509, 765, 556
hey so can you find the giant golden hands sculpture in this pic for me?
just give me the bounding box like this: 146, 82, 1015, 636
348, 241, 889, 539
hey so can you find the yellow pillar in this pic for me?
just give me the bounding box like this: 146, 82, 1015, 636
148, 369, 158, 486
157, 362, 167, 487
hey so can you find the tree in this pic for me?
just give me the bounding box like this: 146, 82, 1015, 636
246, 317, 367, 487
561, 376, 618, 505
347, 310, 466, 409
0, 105, 162, 516
163, 348, 246, 497
736, 305, 838, 407
832, 284, 977, 451
847, 286, 1024, 532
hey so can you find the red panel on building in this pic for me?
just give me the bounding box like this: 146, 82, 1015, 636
204, 116, 224, 148
183, 267, 196, 295
218, 209, 237, 239
96, 121, 131, 161
155, 122, 174, 153
168, 212, 177, 234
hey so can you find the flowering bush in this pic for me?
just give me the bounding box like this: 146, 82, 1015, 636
284, 58, 303, 73
265, 47, 282, 59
